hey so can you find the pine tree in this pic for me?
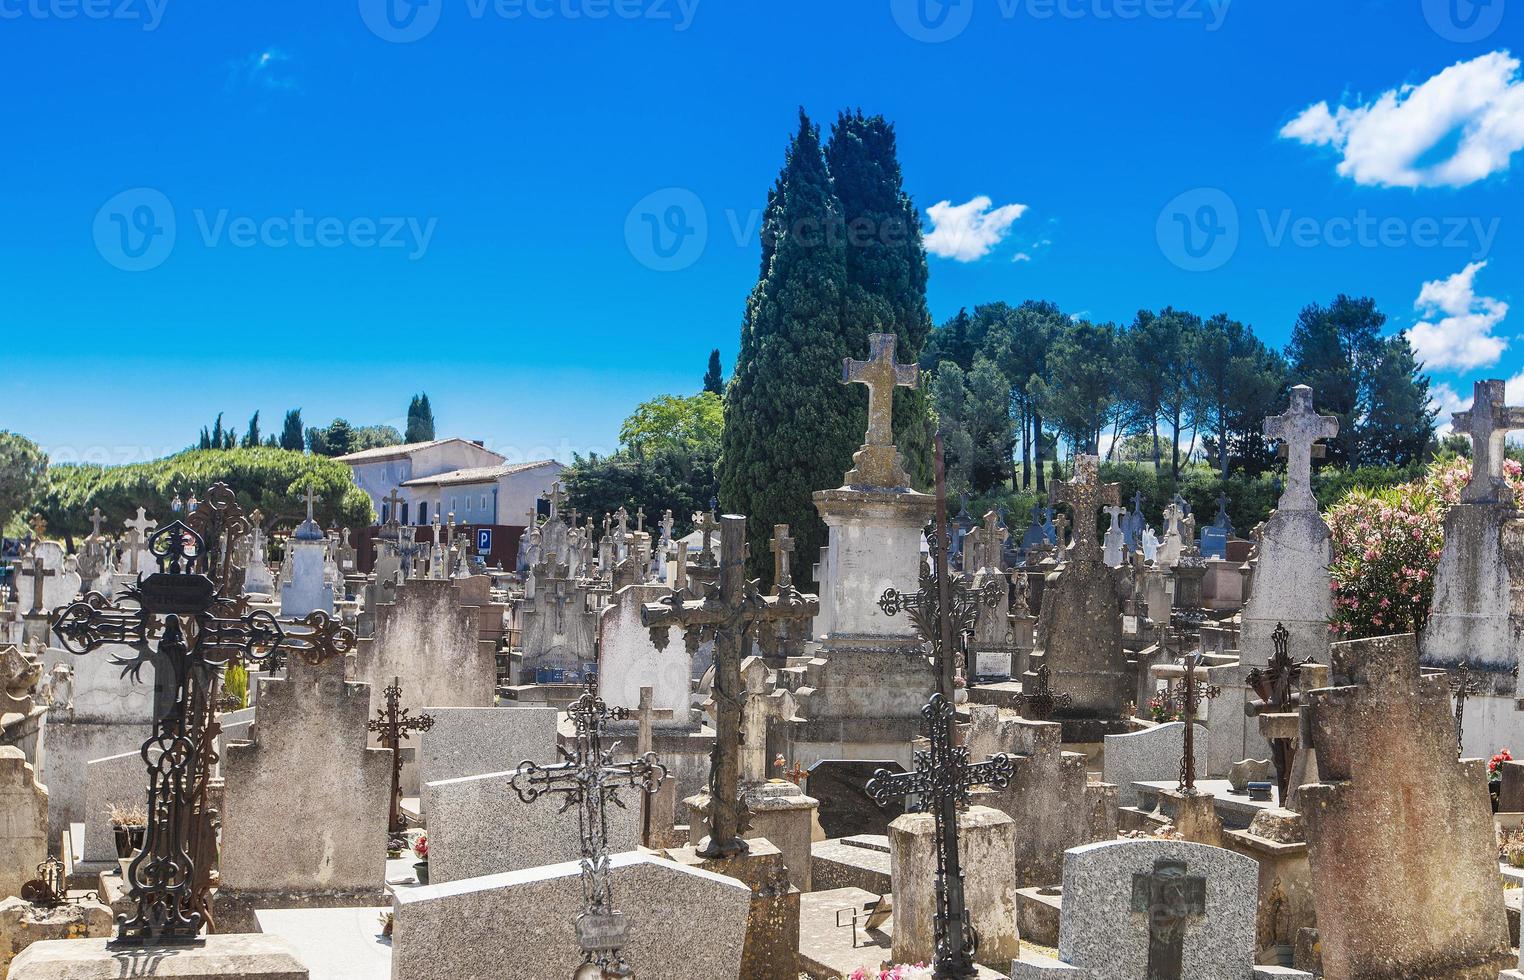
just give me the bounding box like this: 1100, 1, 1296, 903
211, 413, 224, 450
198, 427, 211, 450
405, 393, 436, 443
242, 411, 261, 449
826, 109, 934, 489
1285, 295, 1381, 467
703, 350, 725, 395
279, 409, 305, 451
1361, 334, 1435, 466
720, 110, 850, 584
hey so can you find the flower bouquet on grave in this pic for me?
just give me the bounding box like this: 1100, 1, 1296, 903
107, 804, 148, 859
411, 832, 429, 885
1147, 692, 1180, 724
1490, 749, 1513, 812
849, 965, 933, 980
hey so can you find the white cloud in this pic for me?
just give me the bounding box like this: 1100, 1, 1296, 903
924, 196, 1028, 261
1279, 51, 1524, 188
1406, 261, 1510, 371
228, 48, 298, 93
1012, 252, 1032, 263
1429, 381, 1470, 436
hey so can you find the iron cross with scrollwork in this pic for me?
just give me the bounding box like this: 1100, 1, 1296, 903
50, 483, 354, 946
510, 681, 667, 978
867, 694, 1014, 979
1245, 623, 1316, 805
1450, 660, 1485, 758
367, 677, 434, 836
1160, 624, 1220, 796
640, 514, 819, 859
1014, 662, 1072, 722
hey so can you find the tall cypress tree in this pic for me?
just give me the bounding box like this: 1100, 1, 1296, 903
825, 109, 935, 489
703, 350, 724, 394
406, 393, 436, 443
720, 110, 850, 584
279, 409, 305, 451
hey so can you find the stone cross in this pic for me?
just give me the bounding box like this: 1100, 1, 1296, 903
641, 515, 819, 857
692, 510, 719, 567
635, 685, 675, 847
124, 507, 157, 574
547, 481, 567, 518
1051, 455, 1119, 554
303, 484, 318, 523
1266, 385, 1339, 511
976, 510, 1007, 572
382, 489, 405, 525
659, 510, 674, 545
738, 658, 775, 786
1130, 857, 1208, 980
671, 543, 688, 594
1452, 378, 1524, 504
88, 507, 106, 541
24, 554, 55, 615
635, 507, 645, 534
365, 676, 435, 835
844, 332, 916, 449
769, 523, 795, 591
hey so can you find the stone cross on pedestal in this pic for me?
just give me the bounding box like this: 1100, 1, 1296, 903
24, 555, 55, 614
88, 507, 106, 541
302, 484, 318, 522
547, 481, 567, 518
659, 510, 674, 545
842, 332, 918, 488
635, 507, 645, 534
769, 523, 794, 591
691, 510, 719, 569
365, 676, 434, 835
1452, 378, 1524, 504
975, 510, 1007, 572
641, 515, 819, 857
124, 507, 157, 574
1266, 385, 1339, 511
1130, 857, 1208, 980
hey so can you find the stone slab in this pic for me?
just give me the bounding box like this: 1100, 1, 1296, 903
414, 706, 559, 801
82, 751, 144, 865
255, 906, 391, 980
7, 934, 310, 979
391, 852, 750, 980
810, 837, 892, 895
1102, 722, 1206, 807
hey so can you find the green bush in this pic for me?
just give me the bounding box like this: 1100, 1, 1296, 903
31, 447, 373, 544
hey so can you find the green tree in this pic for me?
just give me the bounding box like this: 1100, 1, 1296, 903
307, 419, 356, 457
827, 108, 935, 489
405, 393, 436, 443
1190, 315, 1287, 478
211, 413, 224, 451
1035, 319, 1118, 455
0, 432, 48, 536
242, 411, 262, 449
351, 425, 403, 451
929, 363, 973, 493
1155, 308, 1202, 480
1285, 295, 1381, 467
720, 110, 850, 584
620, 392, 724, 455
1360, 334, 1436, 466
703, 349, 724, 395
279, 409, 304, 451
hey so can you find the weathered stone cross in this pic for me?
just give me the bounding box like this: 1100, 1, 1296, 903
382, 489, 405, 525
1130, 857, 1208, 980
1050, 455, 1119, 554
1453, 378, 1524, 504
641, 514, 818, 857
89, 507, 106, 541
975, 509, 1008, 572
24, 554, 55, 614
843, 332, 917, 449
124, 507, 157, 574
769, 523, 795, 592
1266, 385, 1339, 511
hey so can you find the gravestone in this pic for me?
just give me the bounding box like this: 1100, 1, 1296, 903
1301, 633, 1511, 979
598, 582, 693, 718
243, 518, 276, 596
391, 853, 750, 980
1422, 379, 1524, 673
81, 750, 146, 867
278, 494, 334, 619
415, 705, 559, 792
355, 577, 496, 721
518, 557, 598, 682
1010, 838, 1268, 980
0, 747, 47, 900
422, 766, 641, 883
217, 650, 391, 932
1103, 723, 1208, 808
1102, 505, 1127, 568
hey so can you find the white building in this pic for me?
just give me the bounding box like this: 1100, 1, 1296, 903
336, 438, 564, 526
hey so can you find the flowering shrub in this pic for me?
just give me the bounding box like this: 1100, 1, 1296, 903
850, 966, 933, 980
1490, 749, 1513, 786
1327, 456, 1523, 640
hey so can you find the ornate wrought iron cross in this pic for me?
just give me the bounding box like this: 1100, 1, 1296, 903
1014, 663, 1071, 722
367, 676, 434, 835
50, 483, 353, 946
1161, 631, 1220, 795
510, 682, 666, 978
1450, 660, 1485, 757
1245, 623, 1315, 804
641, 514, 818, 857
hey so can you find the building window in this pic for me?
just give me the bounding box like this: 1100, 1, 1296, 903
418, 501, 427, 525
402, 502, 410, 525
480, 494, 487, 510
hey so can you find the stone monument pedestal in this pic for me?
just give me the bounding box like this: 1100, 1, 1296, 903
686, 781, 819, 892
665, 838, 799, 980
1166, 788, 1224, 847
889, 806, 1019, 971
0, 897, 114, 977
8, 934, 310, 979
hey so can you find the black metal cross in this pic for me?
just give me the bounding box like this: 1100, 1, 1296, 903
1014, 663, 1072, 722
1245, 623, 1315, 804
1450, 660, 1485, 757
641, 514, 818, 857
367, 676, 434, 835
510, 681, 667, 977
1130, 857, 1208, 980
866, 434, 1014, 980
1160, 626, 1220, 795
50, 483, 354, 946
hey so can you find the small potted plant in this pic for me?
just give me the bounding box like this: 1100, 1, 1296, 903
1490, 749, 1513, 812
412, 833, 429, 884
108, 804, 147, 859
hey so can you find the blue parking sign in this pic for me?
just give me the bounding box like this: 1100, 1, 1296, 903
476, 528, 493, 552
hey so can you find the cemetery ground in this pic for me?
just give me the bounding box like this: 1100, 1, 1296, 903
0, 344, 1521, 980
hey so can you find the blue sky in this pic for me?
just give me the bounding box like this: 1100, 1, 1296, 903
4, 0, 1523, 465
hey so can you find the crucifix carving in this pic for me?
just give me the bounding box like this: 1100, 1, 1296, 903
1452, 378, 1524, 505
1051, 455, 1120, 555
641, 515, 818, 857
366, 676, 434, 835
842, 332, 918, 488
124, 508, 157, 574
1266, 385, 1339, 511
1130, 857, 1208, 980
1014, 662, 1071, 721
